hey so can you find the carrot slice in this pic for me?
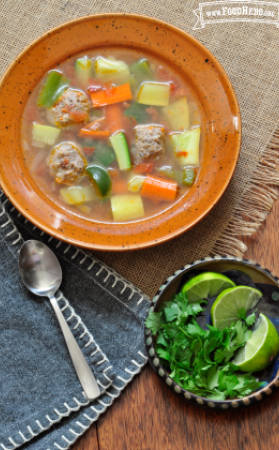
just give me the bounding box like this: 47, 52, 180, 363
140, 175, 178, 202
68, 109, 88, 122
78, 129, 110, 138
134, 163, 154, 174
105, 104, 125, 135
83, 118, 105, 130
90, 83, 132, 107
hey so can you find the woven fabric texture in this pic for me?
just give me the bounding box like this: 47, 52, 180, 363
1, 0, 279, 296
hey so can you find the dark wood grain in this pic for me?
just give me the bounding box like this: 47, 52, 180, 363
73, 199, 279, 450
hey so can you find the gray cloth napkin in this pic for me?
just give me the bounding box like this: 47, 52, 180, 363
0, 191, 150, 450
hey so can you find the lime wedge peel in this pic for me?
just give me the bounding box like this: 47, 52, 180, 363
211, 286, 262, 330
233, 313, 279, 372
181, 272, 236, 303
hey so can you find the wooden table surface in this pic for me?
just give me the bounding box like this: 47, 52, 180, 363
73, 198, 279, 450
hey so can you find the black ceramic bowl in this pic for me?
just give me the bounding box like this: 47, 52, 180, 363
145, 255, 279, 410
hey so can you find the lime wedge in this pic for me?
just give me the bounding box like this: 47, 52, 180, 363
182, 272, 235, 302
233, 314, 279, 372
211, 286, 262, 330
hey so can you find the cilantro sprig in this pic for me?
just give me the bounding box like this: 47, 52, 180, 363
145, 291, 261, 400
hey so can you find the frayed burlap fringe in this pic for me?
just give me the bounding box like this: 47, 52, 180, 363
212, 132, 279, 256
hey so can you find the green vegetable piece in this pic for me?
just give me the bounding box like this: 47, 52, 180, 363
130, 59, 154, 81
60, 187, 85, 205
170, 127, 200, 166
162, 97, 189, 131
128, 175, 145, 193
60, 186, 96, 205
37, 71, 69, 108
156, 166, 184, 185
95, 57, 130, 85
86, 165, 111, 197
94, 144, 116, 167
124, 102, 149, 123
75, 57, 93, 88
111, 194, 144, 222
32, 123, 61, 146
109, 132, 131, 170
81, 140, 97, 148
129, 76, 138, 90
157, 166, 175, 179
137, 82, 170, 107
183, 168, 196, 186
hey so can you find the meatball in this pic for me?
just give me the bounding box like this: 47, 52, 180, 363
47, 89, 90, 127
132, 124, 165, 164
49, 142, 86, 184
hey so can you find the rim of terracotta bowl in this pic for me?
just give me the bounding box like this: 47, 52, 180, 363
145, 256, 279, 410
0, 13, 241, 251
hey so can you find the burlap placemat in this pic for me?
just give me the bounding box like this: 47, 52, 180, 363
1, 0, 279, 298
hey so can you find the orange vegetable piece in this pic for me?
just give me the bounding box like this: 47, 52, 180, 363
176, 151, 189, 158
90, 83, 132, 107
133, 163, 154, 174
105, 104, 125, 135
78, 129, 110, 138
68, 109, 88, 122
83, 118, 105, 130
140, 175, 178, 202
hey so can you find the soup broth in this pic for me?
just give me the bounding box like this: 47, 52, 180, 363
21, 48, 204, 223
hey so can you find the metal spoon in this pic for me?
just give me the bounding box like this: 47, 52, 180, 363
18, 239, 100, 401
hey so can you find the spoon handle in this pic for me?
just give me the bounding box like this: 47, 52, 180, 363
49, 296, 101, 401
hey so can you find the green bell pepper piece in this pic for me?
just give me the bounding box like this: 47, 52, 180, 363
130, 59, 154, 82
86, 165, 111, 197
183, 168, 196, 186
37, 71, 70, 108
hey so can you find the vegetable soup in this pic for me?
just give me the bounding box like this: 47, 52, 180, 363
21, 48, 204, 223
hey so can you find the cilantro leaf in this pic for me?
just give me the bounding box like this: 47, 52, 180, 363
156, 346, 170, 362
207, 365, 219, 390
145, 312, 163, 335
231, 320, 247, 346
156, 331, 169, 347
189, 302, 205, 316
164, 303, 181, 322
186, 322, 206, 338
206, 390, 226, 401
238, 308, 257, 327
214, 347, 234, 364
146, 286, 262, 401
174, 330, 191, 349
237, 307, 246, 320
246, 312, 256, 326
164, 323, 181, 340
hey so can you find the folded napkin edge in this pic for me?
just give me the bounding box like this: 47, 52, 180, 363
34, 352, 148, 450
0, 282, 116, 450
0, 195, 149, 450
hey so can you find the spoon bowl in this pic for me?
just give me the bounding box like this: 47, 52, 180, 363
19, 240, 62, 297
19, 239, 100, 400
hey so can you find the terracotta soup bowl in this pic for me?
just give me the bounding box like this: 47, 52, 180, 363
0, 13, 241, 250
